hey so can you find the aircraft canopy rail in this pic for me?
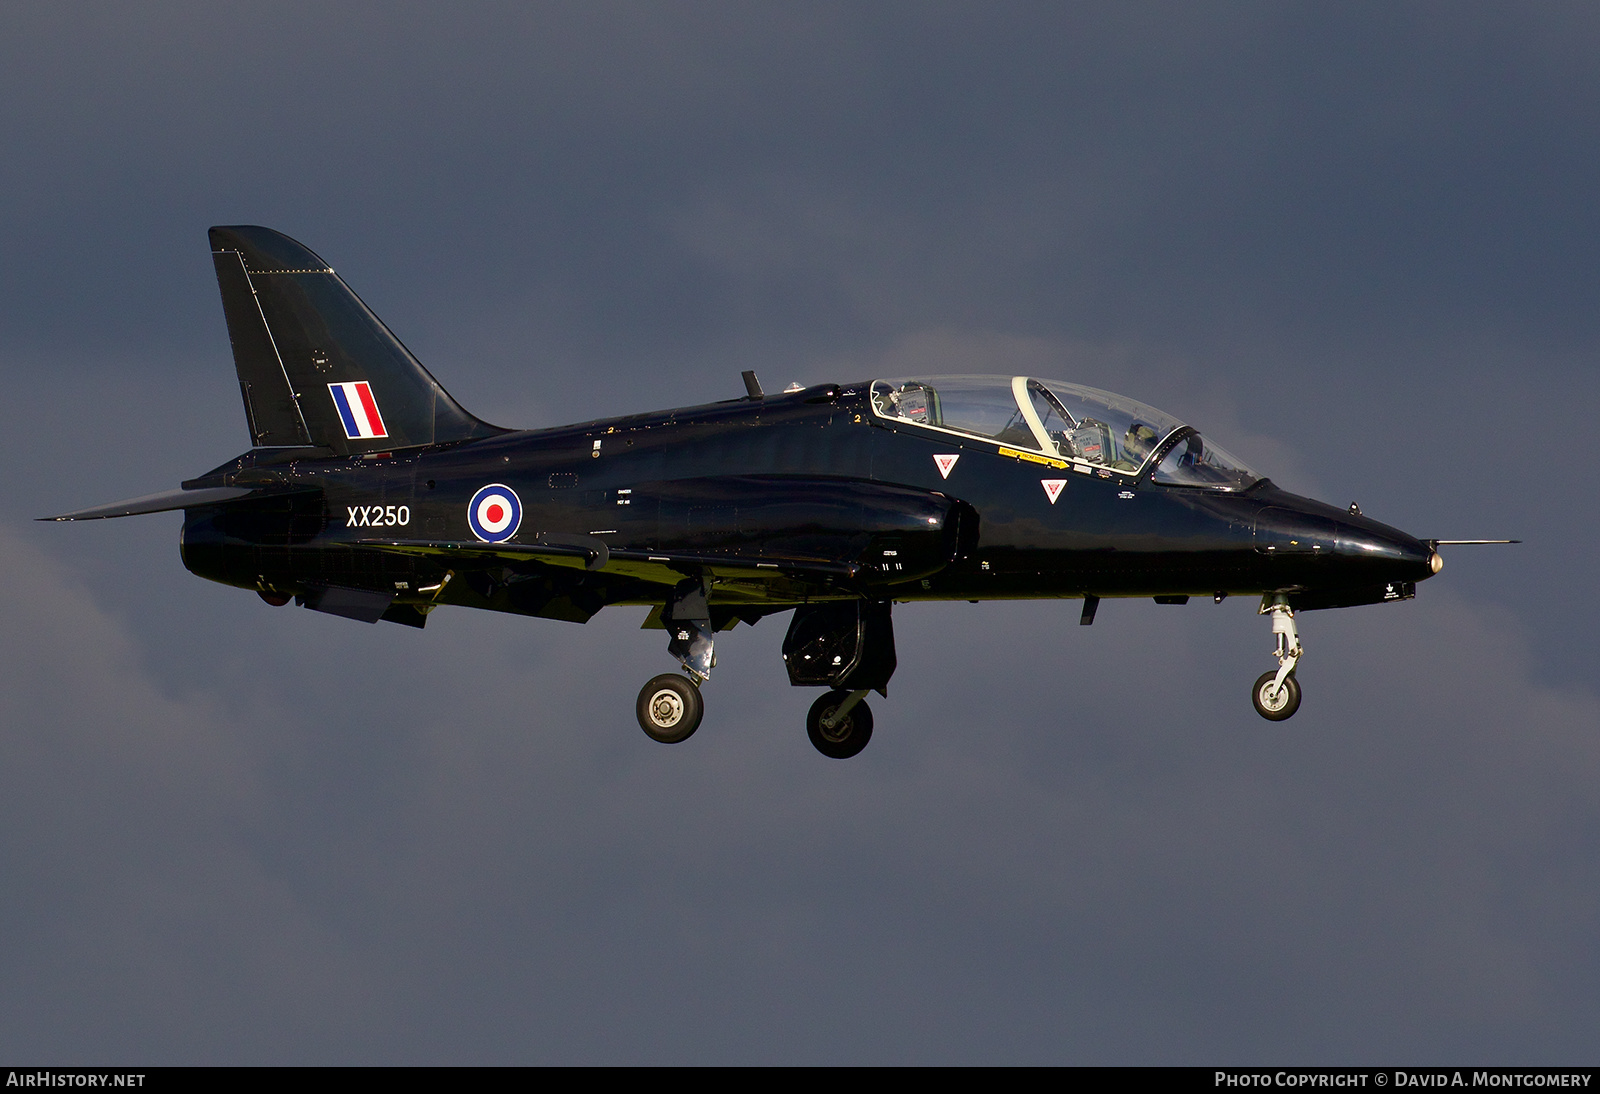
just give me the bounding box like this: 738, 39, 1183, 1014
870, 375, 1259, 490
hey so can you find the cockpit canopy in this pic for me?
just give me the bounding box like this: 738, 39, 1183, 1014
869, 375, 1259, 490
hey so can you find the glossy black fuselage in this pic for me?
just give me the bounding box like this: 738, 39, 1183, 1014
179, 383, 1437, 621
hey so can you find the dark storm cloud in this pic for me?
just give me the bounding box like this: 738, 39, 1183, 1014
4, 527, 1596, 1062
1, 1, 1596, 1063
12, 3, 1600, 357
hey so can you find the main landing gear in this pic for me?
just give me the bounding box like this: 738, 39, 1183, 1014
635, 576, 714, 744
806, 689, 874, 759
632, 590, 897, 759
784, 600, 895, 759
1252, 596, 1303, 721
637, 674, 703, 743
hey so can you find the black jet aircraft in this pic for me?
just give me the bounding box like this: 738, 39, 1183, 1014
46, 226, 1511, 758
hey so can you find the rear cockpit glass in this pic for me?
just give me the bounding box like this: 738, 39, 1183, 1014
872, 377, 1039, 448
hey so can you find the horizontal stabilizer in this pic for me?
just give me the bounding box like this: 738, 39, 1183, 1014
40, 484, 320, 521
41, 486, 253, 521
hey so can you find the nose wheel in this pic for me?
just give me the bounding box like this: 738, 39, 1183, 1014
636, 674, 703, 743
1251, 670, 1301, 720
1253, 596, 1303, 721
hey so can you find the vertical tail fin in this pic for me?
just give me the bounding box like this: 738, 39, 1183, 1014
209, 225, 503, 454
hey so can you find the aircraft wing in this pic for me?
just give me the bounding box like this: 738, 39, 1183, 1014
357, 536, 863, 592
357, 477, 973, 608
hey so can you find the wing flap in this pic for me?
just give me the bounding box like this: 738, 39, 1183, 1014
300, 585, 396, 623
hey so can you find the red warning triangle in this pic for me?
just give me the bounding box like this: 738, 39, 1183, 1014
1041, 479, 1067, 504
933, 454, 960, 479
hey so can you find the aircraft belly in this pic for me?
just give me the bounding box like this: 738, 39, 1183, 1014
182, 535, 428, 597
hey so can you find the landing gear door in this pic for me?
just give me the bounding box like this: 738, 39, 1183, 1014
782, 600, 897, 695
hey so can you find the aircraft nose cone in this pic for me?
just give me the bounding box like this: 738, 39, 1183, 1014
1336, 522, 1438, 582
1252, 493, 1435, 582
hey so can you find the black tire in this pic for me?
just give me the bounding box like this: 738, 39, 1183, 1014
636, 674, 703, 743
1251, 671, 1302, 721
806, 690, 874, 759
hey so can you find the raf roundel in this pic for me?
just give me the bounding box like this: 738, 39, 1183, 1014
467, 483, 522, 543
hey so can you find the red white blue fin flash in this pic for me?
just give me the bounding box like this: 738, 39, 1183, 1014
328, 381, 388, 440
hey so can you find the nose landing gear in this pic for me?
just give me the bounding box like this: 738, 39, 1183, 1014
1252, 596, 1303, 721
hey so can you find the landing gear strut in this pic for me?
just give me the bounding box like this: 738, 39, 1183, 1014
1252, 596, 1302, 721
635, 576, 714, 743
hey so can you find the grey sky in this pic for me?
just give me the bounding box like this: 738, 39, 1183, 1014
1, 2, 1596, 1062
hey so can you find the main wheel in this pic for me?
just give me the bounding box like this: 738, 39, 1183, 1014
1251, 671, 1302, 721
806, 690, 874, 759
636, 674, 703, 743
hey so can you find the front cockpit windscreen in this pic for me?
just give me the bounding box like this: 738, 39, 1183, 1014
1148, 431, 1258, 490
870, 375, 1259, 489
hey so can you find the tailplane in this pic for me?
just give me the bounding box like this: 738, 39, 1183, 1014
210, 225, 503, 453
